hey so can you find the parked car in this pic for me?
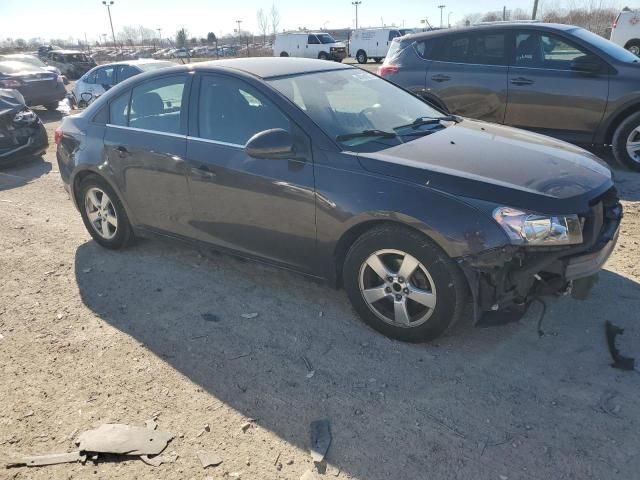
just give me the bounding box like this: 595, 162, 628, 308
380, 22, 640, 171
274, 32, 347, 61
56, 58, 621, 342
349, 27, 415, 64
46, 50, 96, 79
0, 53, 63, 78
0, 88, 48, 167
172, 48, 190, 58
0, 61, 66, 110
37, 44, 60, 59
610, 7, 640, 54
73, 59, 175, 107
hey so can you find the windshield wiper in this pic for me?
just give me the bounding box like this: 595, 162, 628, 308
336, 129, 397, 142
394, 115, 460, 131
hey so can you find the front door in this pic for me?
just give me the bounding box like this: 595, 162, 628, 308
185, 73, 317, 272
306, 34, 320, 58
104, 74, 193, 235
504, 30, 609, 144
425, 31, 508, 123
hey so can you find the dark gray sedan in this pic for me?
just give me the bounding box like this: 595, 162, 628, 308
56, 58, 621, 342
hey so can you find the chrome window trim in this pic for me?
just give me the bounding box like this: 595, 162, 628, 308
186, 136, 244, 149
105, 124, 186, 139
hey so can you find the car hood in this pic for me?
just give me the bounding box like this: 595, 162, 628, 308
356, 119, 613, 214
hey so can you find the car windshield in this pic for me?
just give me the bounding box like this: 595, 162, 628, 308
138, 61, 175, 71
268, 68, 448, 152
0, 61, 42, 74
317, 34, 337, 44
571, 27, 640, 63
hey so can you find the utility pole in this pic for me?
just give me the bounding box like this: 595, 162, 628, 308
352, 1, 362, 29
532, 0, 539, 20
157, 28, 162, 48
102, 1, 117, 48
438, 5, 446, 28
448, 12, 453, 28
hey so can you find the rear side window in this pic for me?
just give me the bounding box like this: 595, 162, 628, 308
128, 75, 187, 134
432, 33, 506, 66
197, 74, 290, 146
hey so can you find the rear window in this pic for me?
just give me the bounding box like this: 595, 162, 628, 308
0, 61, 41, 74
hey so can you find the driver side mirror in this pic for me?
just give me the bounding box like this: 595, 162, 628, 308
570, 55, 602, 73
80, 92, 93, 103
245, 128, 294, 159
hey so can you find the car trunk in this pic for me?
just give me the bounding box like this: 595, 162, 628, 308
13, 71, 59, 102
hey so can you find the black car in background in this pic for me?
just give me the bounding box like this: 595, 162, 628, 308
0, 61, 66, 110
379, 23, 640, 171
45, 50, 96, 79
0, 89, 48, 167
56, 58, 621, 342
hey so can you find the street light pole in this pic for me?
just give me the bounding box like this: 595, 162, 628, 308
448, 11, 453, 28
157, 28, 162, 48
532, 0, 539, 20
351, 1, 362, 29
437, 5, 446, 28
102, 1, 117, 48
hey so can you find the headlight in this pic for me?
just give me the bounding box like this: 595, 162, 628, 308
13, 108, 38, 125
493, 207, 583, 246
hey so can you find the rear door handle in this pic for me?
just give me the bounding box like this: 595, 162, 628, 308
431, 74, 451, 82
116, 146, 129, 158
510, 77, 534, 86
191, 164, 216, 179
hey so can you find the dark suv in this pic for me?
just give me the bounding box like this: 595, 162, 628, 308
379, 22, 640, 171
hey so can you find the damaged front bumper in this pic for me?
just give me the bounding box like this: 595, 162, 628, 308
461, 187, 622, 319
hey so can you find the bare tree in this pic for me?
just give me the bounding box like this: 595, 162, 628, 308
270, 3, 281, 35
257, 8, 269, 44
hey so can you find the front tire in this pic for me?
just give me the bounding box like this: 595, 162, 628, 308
78, 174, 133, 249
356, 50, 367, 64
612, 111, 640, 171
318, 52, 329, 60
343, 225, 468, 342
625, 40, 640, 56
279, 51, 289, 57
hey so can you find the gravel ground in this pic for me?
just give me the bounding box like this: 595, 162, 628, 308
0, 105, 639, 480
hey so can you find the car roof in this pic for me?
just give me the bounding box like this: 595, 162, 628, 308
191, 57, 353, 78
51, 49, 86, 55
403, 22, 578, 41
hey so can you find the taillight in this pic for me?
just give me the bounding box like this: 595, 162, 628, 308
0, 79, 21, 88
377, 65, 399, 77
54, 126, 63, 145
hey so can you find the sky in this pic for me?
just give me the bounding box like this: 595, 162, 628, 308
0, 0, 549, 42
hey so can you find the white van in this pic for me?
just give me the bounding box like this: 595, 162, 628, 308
349, 27, 415, 64
273, 32, 347, 61
611, 7, 640, 54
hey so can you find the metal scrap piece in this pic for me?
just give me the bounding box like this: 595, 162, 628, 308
77, 424, 174, 456
6, 451, 86, 467
309, 419, 331, 463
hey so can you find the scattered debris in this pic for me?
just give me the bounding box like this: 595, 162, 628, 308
300, 469, 322, 480
196, 424, 211, 437
302, 356, 316, 378
201, 313, 220, 323
240, 312, 258, 319
77, 424, 174, 456
241, 419, 255, 433
595, 390, 622, 418
145, 419, 158, 431
82, 267, 92, 273
20, 410, 34, 419
6, 451, 86, 468
140, 451, 178, 467
273, 451, 281, 466
605, 321, 635, 371
197, 450, 223, 468
310, 419, 331, 463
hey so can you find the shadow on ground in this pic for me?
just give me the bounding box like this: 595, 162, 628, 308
0, 155, 52, 192
73, 237, 640, 479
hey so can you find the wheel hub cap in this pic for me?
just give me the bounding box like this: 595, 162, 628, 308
84, 187, 118, 240
625, 126, 640, 164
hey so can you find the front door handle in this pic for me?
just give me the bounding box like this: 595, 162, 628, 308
431, 74, 451, 82
116, 146, 129, 158
191, 165, 216, 179
510, 77, 534, 86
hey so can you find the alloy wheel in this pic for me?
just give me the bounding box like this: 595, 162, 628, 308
628, 45, 640, 56
358, 249, 437, 328
625, 126, 640, 165
84, 187, 118, 240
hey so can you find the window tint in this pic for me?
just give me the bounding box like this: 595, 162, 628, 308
95, 66, 115, 86
197, 75, 290, 146
388, 30, 401, 41
308, 35, 320, 45
109, 91, 130, 126
515, 32, 590, 69
129, 75, 186, 134
84, 70, 97, 84
433, 33, 506, 65
117, 65, 139, 83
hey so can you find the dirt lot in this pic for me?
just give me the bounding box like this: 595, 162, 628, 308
0, 101, 639, 480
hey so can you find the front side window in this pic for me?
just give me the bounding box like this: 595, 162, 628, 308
117, 65, 140, 83
388, 30, 402, 41
109, 91, 130, 126
514, 32, 589, 69
83, 70, 97, 84
308, 35, 320, 45
317, 34, 337, 44
95, 66, 115, 86
197, 74, 290, 146
268, 69, 446, 152
128, 75, 186, 134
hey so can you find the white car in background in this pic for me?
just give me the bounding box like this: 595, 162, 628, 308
611, 7, 640, 54
73, 59, 174, 107
273, 32, 347, 61
349, 27, 415, 63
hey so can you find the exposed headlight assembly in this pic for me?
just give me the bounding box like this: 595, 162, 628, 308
493, 207, 583, 246
13, 108, 37, 125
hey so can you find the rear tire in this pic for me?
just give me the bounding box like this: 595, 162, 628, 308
356, 50, 367, 64
279, 51, 289, 57
625, 40, 640, 56
343, 225, 468, 342
374, 57, 382, 63
612, 111, 640, 171
78, 174, 133, 249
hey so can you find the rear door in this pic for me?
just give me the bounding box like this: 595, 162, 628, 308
184, 73, 317, 271
424, 30, 509, 123
103, 74, 193, 235
504, 29, 609, 143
